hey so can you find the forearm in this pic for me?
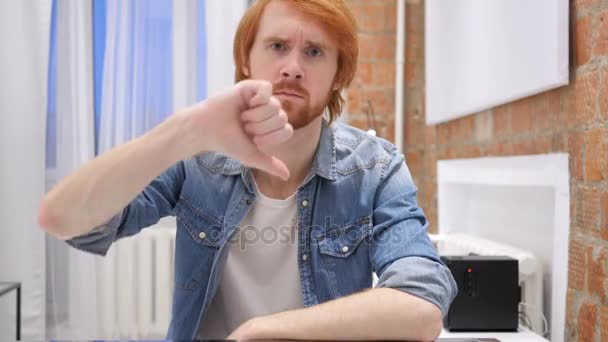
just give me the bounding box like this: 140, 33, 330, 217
38, 110, 199, 240
257, 287, 443, 341
38, 79, 292, 239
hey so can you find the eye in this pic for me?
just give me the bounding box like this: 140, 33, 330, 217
271, 42, 287, 51
307, 47, 322, 57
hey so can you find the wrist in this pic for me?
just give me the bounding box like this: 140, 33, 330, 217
160, 106, 212, 161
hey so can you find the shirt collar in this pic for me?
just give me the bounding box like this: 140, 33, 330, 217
234, 119, 338, 193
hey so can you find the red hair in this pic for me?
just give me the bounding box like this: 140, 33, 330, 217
233, 0, 359, 124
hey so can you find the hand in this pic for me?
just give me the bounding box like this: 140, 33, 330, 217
181, 80, 293, 180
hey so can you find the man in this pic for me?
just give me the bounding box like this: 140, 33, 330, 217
38, 0, 457, 340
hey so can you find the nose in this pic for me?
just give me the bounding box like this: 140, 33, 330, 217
279, 52, 304, 81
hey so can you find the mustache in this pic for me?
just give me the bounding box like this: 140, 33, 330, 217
272, 80, 309, 98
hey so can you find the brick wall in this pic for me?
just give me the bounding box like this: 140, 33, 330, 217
346, 0, 398, 142
347, 0, 608, 340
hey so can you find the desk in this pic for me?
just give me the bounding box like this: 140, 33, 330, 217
440, 326, 549, 342
0, 282, 21, 341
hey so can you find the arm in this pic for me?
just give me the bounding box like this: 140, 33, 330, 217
369, 150, 458, 319
38, 80, 293, 240
38, 113, 189, 240
228, 287, 442, 341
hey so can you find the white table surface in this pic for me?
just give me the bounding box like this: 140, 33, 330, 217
440, 326, 550, 342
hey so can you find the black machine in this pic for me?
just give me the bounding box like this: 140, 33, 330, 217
441, 255, 520, 332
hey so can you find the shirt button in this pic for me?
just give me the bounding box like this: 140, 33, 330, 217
198, 232, 206, 240
302, 254, 308, 261
341, 246, 349, 254
246, 199, 252, 205
301, 200, 309, 208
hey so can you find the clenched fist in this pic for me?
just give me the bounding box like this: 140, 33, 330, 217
180, 80, 294, 180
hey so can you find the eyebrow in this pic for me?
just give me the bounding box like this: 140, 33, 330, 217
262, 36, 331, 51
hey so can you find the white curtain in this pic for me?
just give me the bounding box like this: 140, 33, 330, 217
173, 0, 198, 110
96, 1, 175, 339
98, 0, 175, 153
173, 0, 250, 106
205, 0, 248, 97
0, 0, 52, 340
44, 0, 98, 339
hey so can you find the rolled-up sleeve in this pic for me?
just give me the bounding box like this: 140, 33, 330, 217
65, 160, 186, 256
376, 256, 457, 317
66, 209, 125, 256
370, 150, 457, 317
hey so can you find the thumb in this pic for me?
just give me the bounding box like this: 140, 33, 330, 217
245, 150, 290, 181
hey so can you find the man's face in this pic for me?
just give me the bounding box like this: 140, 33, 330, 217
244, 0, 339, 130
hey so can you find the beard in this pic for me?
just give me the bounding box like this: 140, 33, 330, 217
272, 79, 331, 130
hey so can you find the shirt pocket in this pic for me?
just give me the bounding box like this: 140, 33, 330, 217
175, 196, 225, 249
173, 197, 224, 291
317, 215, 372, 259
315, 215, 374, 297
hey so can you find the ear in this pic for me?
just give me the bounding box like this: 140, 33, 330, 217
242, 65, 250, 77
331, 76, 342, 91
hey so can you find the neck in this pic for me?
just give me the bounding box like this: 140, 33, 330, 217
252, 117, 323, 199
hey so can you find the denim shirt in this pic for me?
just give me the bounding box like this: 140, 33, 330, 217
67, 121, 458, 339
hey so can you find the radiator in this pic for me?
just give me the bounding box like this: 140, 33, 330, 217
97, 224, 176, 339
430, 233, 545, 335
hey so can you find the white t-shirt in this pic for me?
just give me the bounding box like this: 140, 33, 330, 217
197, 180, 304, 339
